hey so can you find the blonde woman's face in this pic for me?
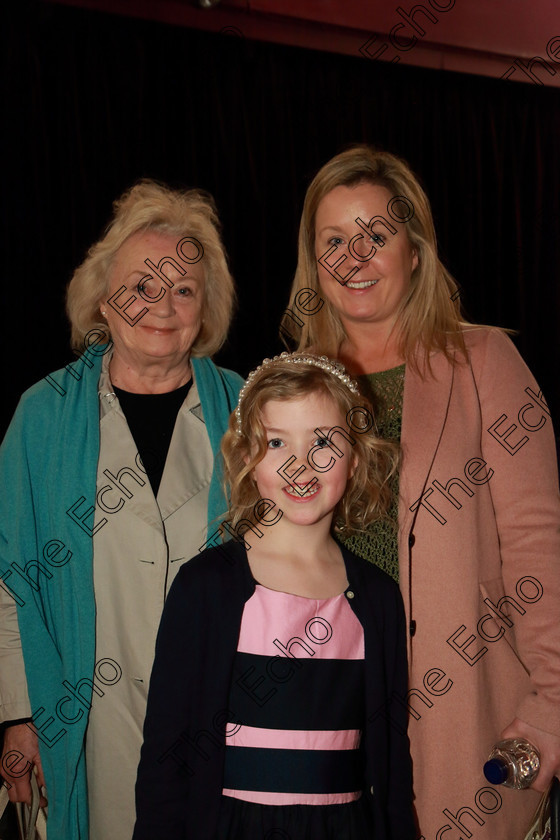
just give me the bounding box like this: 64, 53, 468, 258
99, 231, 204, 371
314, 183, 418, 333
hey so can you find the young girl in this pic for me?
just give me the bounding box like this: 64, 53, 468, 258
133, 353, 416, 840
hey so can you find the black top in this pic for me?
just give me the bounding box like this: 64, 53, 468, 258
133, 540, 416, 840
114, 380, 192, 497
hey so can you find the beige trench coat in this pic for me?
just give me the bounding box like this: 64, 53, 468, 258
0, 354, 215, 840
398, 327, 560, 840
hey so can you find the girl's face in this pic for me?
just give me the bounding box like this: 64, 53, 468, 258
314, 183, 418, 332
251, 391, 357, 530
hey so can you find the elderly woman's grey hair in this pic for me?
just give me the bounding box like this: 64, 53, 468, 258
66, 179, 236, 357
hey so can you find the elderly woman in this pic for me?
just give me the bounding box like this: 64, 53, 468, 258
281, 146, 560, 840
0, 180, 243, 839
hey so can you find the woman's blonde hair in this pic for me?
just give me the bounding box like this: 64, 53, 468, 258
221, 355, 399, 536
282, 145, 467, 368
66, 179, 236, 356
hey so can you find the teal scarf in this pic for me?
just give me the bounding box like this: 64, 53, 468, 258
0, 347, 243, 839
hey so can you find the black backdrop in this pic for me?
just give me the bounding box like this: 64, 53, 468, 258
3, 0, 560, 439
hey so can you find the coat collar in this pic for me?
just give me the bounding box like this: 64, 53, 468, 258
398, 345, 456, 535
97, 350, 211, 519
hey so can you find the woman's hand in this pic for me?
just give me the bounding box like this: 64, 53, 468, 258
1, 723, 47, 807
502, 718, 560, 791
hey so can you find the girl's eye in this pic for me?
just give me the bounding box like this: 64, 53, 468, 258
267, 438, 284, 449
328, 236, 344, 247
176, 286, 193, 297
314, 437, 329, 448
370, 232, 385, 245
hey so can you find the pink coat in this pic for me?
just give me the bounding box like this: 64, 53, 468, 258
398, 326, 560, 840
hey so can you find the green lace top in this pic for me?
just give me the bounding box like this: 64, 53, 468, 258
339, 364, 405, 583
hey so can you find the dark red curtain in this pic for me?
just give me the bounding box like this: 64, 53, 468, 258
2, 0, 559, 437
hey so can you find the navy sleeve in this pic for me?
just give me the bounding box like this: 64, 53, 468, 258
132, 567, 195, 840
385, 582, 417, 840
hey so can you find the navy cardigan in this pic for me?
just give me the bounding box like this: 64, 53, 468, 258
133, 540, 416, 840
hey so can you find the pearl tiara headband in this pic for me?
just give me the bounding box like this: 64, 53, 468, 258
235, 352, 360, 434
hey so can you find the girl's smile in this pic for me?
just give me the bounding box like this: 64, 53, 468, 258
283, 481, 321, 500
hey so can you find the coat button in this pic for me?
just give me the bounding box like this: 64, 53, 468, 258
346, 590, 355, 599
370, 785, 374, 795
408, 533, 415, 548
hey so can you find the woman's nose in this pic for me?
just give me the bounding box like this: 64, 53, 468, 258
348, 232, 378, 263
148, 284, 175, 316
319, 240, 373, 286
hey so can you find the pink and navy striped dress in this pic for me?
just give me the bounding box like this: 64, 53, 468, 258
216, 583, 373, 838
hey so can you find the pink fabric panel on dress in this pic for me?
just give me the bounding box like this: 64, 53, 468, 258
237, 585, 364, 660
222, 790, 362, 805
226, 723, 362, 751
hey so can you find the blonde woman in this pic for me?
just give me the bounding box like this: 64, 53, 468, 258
281, 146, 560, 840
0, 180, 243, 840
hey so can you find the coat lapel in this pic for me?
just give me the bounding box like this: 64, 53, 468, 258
97, 358, 213, 530
398, 348, 456, 537
156, 381, 213, 522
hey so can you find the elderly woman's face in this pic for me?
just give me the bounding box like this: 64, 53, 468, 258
314, 183, 418, 332
100, 231, 204, 369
